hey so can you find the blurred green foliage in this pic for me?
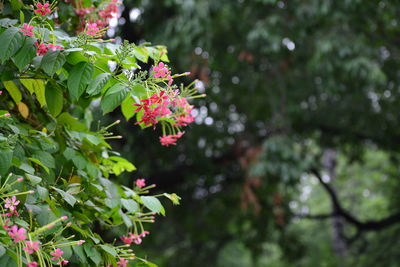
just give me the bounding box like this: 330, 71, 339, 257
106, 0, 400, 266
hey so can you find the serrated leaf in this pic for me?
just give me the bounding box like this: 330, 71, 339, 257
141, 196, 165, 215
3, 80, 22, 103
12, 37, 36, 71
41, 50, 66, 76
0, 27, 23, 63
45, 83, 63, 116
68, 62, 93, 100
100, 83, 128, 114
86, 73, 111, 96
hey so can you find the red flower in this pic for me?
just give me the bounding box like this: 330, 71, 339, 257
19, 24, 34, 37
34, 2, 52, 16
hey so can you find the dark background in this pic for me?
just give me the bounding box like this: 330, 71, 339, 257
107, 1, 400, 266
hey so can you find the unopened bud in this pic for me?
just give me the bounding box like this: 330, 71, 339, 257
29, 190, 35, 194
61, 216, 68, 220
77, 240, 85, 245
17, 177, 23, 182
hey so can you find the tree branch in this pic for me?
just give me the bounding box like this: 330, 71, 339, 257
310, 168, 400, 231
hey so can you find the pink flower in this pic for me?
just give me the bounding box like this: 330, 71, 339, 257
34, 2, 52, 16
86, 23, 100, 36
120, 235, 133, 245
140, 231, 150, 237
57, 260, 69, 265
117, 258, 128, 267
135, 179, 146, 188
48, 44, 64, 51
23, 241, 40, 254
4, 113, 11, 118
159, 135, 177, 146
153, 62, 170, 79
129, 233, 142, 245
50, 248, 64, 260
26, 262, 38, 267
19, 24, 34, 37
8, 225, 27, 242
35, 42, 48, 56
4, 196, 20, 211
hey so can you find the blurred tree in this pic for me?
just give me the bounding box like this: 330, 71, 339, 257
106, 0, 400, 266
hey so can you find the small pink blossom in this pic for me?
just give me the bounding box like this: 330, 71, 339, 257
129, 233, 142, 245
34, 2, 52, 16
135, 179, 146, 188
140, 231, 150, 237
4, 196, 19, 211
4, 113, 11, 118
86, 23, 100, 36
47, 44, 64, 51
35, 42, 48, 56
57, 260, 69, 265
50, 248, 64, 260
120, 235, 133, 245
19, 24, 34, 37
117, 258, 128, 267
8, 225, 27, 242
159, 132, 184, 147
23, 241, 40, 254
153, 62, 170, 79
26, 262, 38, 267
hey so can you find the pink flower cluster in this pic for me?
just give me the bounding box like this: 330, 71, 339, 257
153, 62, 173, 86
120, 231, 150, 245
86, 23, 100, 36
135, 179, 146, 188
117, 258, 129, 267
34, 2, 52, 16
35, 42, 64, 56
160, 132, 185, 147
23, 241, 40, 254
20, 24, 34, 37
75, 0, 120, 34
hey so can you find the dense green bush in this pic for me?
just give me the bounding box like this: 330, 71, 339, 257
0, 1, 199, 266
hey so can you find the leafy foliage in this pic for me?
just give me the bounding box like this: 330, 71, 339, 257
0, 0, 199, 266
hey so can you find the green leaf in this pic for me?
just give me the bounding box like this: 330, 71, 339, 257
99, 245, 117, 256
32, 151, 55, 169
53, 187, 77, 207
72, 245, 87, 262
0, 27, 23, 63
25, 173, 42, 185
140, 196, 165, 215
36, 185, 49, 200
0, 149, 13, 177
121, 95, 135, 121
12, 37, 36, 71
0, 245, 5, 258
67, 62, 93, 100
163, 193, 182, 205
86, 73, 111, 96
41, 50, 67, 76
101, 83, 129, 114
121, 198, 139, 213
45, 83, 63, 116
121, 211, 132, 228
3, 80, 22, 103
27, 158, 49, 173
20, 78, 46, 107
84, 244, 102, 266
131, 83, 147, 98
108, 156, 136, 175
